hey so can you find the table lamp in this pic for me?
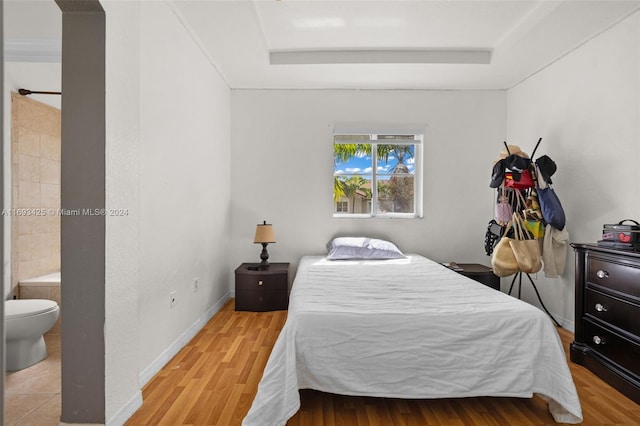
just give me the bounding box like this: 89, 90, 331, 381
254, 220, 276, 268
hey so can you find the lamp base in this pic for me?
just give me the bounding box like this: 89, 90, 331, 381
259, 243, 270, 268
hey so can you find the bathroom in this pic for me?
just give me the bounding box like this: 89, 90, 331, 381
4, 1, 63, 423
4, 90, 62, 424
10, 90, 61, 313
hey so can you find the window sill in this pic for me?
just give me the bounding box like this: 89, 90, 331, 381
332, 214, 423, 219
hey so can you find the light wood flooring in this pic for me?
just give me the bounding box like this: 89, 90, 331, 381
126, 299, 640, 425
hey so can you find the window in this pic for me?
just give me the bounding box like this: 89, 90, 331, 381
336, 201, 349, 213
333, 132, 423, 218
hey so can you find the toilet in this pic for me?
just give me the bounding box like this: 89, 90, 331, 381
5, 299, 60, 371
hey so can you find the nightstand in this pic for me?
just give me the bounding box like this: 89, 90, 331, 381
447, 263, 500, 290
234, 263, 290, 311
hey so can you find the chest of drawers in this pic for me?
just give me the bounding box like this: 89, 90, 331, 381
571, 244, 640, 404
234, 263, 289, 312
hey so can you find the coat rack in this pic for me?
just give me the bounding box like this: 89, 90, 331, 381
490, 138, 562, 328
507, 272, 561, 327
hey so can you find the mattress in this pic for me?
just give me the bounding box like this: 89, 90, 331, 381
243, 255, 582, 425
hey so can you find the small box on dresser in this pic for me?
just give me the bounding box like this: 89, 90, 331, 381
571, 243, 640, 405
235, 263, 289, 312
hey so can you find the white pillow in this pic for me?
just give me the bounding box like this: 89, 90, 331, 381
326, 237, 405, 260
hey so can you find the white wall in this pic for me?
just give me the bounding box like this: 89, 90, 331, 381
137, 0, 232, 384
4, 62, 61, 109
230, 89, 506, 279
103, 1, 142, 422
3, 62, 61, 299
103, 1, 232, 423
507, 12, 640, 329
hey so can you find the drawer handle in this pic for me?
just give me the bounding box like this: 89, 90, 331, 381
596, 270, 609, 279
258, 280, 263, 286
595, 303, 607, 312
593, 335, 606, 345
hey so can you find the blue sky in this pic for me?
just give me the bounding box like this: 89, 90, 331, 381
334, 147, 415, 177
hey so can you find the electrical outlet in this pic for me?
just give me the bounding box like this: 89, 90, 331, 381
170, 290, 176, 308
194, 277, 199, 292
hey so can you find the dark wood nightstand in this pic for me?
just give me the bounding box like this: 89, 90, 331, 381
234, 263, 289, 312
447, 263, 500, 290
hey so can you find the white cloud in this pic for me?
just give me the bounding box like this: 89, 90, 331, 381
346, 167, 362, 173
335, 170, 344, 174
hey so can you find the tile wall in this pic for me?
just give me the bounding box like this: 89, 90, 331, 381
10, 92, 61, 296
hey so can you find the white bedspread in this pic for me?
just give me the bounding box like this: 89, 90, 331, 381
243, 255, 583, 425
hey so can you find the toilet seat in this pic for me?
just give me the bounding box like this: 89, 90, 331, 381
5, 299, 58, 319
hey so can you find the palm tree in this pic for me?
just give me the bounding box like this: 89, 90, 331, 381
334, 176, 347, 201
334, 143, 369, 163
334, 143, 367, 202
334, 143, 399, 164
385, 145, 414, 212
384, 144, 413, 172
338, 176, 371, 213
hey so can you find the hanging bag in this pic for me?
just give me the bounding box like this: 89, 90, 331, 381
484, 219, 505, 256
525, 188, 544, 220
495, 185, 512, 225
523, 187, 545, 238
491, 220, 520, 277
508, 212, 543, 274
504, 169, 534, 190
537, 185, 566, 230
524, 220, 545, 238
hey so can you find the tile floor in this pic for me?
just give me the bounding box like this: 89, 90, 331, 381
4, 333, 61, 425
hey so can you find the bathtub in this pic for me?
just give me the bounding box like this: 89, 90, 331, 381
19, 272, 61, 287
19, 272, 61, 334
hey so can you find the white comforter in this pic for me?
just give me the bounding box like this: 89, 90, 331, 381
243, 255, 583, 425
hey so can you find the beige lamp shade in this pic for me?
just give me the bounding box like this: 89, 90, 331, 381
254, 221, 276, 244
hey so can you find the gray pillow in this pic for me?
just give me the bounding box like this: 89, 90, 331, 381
326, 237, 405, 260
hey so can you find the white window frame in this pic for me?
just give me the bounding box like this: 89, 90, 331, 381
333, 132, 423, 219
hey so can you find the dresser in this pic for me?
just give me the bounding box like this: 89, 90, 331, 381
571, 244, 640, 404
234, 263, 289, 312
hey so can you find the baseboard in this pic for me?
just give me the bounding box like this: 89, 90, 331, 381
531, 307, 573, 333
138, 291, 231, 387
553, 313, 574, 333
105, 390, 143, 426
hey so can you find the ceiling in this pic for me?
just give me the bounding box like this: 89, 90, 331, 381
5, 1, 640, 90
173, 0, 640, 90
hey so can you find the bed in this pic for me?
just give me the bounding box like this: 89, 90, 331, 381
242, 252, 583, 425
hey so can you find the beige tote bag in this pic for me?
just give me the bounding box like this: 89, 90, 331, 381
491, 220, 519, 277
508, 212, 542, 274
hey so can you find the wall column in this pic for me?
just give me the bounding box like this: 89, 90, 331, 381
55, 1, 106, 422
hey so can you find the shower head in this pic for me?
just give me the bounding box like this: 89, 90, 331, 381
18, 88, 61, 96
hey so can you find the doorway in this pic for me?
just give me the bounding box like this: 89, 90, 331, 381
3, 0, 106, 423
4, 92, 62, 425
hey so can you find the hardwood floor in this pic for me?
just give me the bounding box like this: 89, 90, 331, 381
126, 300, 640, 425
